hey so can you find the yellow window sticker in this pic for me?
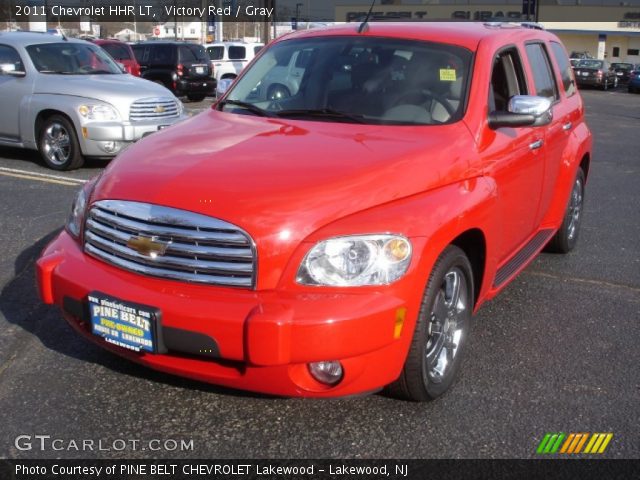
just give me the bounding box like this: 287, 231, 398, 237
440, 68, 457, 82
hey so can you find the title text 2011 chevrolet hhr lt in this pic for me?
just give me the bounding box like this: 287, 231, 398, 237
37, 23, 591, 401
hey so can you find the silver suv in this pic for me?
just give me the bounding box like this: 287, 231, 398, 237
0, 32, 188, 170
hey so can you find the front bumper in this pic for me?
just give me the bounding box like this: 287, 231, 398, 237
79, 114, 189, 157
36, 231, 417, 397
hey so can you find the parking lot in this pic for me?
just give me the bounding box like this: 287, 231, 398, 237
0, 88, 638, 459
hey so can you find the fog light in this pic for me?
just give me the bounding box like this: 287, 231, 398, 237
99, 141, 121, 154
308, 361, 343, 386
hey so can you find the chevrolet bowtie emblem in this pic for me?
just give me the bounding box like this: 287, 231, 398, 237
126, 235, 170, 258
154, 105, 165, 114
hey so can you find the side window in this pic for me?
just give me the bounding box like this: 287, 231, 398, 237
228, 46, 247, 60
525, 43, 559, 101
0, 45, 25, 73
550, 41, 576, 97
489, 48, 528, 112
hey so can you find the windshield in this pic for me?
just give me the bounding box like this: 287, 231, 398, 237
221, 36, 472, 125
576, 60, 604, 69
27, 42, 122, 74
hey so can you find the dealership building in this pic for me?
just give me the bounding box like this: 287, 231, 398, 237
335, 1, 640, 62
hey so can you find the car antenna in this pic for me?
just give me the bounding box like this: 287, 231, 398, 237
358, 0, 377, 34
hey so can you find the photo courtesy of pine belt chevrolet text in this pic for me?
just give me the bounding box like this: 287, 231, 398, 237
36, 22, 592, 401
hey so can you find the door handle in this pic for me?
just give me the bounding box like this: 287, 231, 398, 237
563, 122, 573, 131
529, 139, 544, 150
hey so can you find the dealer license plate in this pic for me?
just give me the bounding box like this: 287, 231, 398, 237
196, 66, 204, 74
581, 71, 589, 76
88, 292, 157, 353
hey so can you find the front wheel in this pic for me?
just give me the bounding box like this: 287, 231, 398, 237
546, 167, 586, 253
38, 115, 84, 171
387, 246, 473, 401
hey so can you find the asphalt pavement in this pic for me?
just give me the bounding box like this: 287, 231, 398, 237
0, 91, 638, 459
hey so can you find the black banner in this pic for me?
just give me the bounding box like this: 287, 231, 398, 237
1, 0, 640, 23
1, 460, 639, 480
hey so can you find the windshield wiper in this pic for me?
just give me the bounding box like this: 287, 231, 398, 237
39, 70, 75, 75
274, 108, 366, 124
218, 99, 275, 117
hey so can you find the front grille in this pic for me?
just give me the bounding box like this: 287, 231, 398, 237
84, 200, 256, 288
129, 97, 179, 122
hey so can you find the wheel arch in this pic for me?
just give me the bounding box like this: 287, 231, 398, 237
34, 109, 78, 148
450, 228, 486, 309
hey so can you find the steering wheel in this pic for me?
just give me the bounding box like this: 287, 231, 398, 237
393, 88, 456, 117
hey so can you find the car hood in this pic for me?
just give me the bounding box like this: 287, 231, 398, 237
93, 110, 472, 287
33, 73, 173, 117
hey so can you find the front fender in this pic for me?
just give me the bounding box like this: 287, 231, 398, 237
26, 95, 88, 149
279, 176, 501, 309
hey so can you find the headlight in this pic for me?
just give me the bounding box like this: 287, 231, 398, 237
66, 177, 99, 238
297, 234, 412, 287
78, 104, 119, 121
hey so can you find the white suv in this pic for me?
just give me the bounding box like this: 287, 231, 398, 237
205, 42, 264, 87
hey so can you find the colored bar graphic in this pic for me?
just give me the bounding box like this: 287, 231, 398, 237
574, 433, 589, 454
537, 433, 613, 455
537, 433, 552, 454
598, 434, 613, 454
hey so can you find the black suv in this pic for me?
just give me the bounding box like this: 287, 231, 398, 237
132, 42, 214, 101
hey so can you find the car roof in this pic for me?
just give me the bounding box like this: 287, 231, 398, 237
0, 31, 87, 47
276, 22, 555, 51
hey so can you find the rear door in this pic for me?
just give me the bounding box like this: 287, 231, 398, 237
523, 41, 568, 226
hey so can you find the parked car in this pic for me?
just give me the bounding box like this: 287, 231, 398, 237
0, 32, 187, 170
628, 66, 640, 93
205, 41, 263, 86
132, 41, 214, 101
91, 38, 141, 76
37, 22, 591, 401
573, 59, 618, 89
610, 62, 636, 84
569, 51, 592, 69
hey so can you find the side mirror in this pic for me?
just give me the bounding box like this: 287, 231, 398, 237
488, 95, 552, 129
216, 78, 234, 97
0, 63, 26, 77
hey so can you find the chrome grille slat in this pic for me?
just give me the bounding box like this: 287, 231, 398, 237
89, 208, 248, 244
85, 219, 253, 259
85, 232, 253, 274
86, 244, 252, 287
129, 97, 180, 122
84, 200, 256, 288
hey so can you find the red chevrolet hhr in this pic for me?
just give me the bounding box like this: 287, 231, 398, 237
37, 22, 591, 401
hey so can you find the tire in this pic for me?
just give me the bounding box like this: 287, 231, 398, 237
38, 115, 84, 171
629, 86, 636, 94
386, 245, 474, 401
187, 94, 206, 102
546, 167, 586, 253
